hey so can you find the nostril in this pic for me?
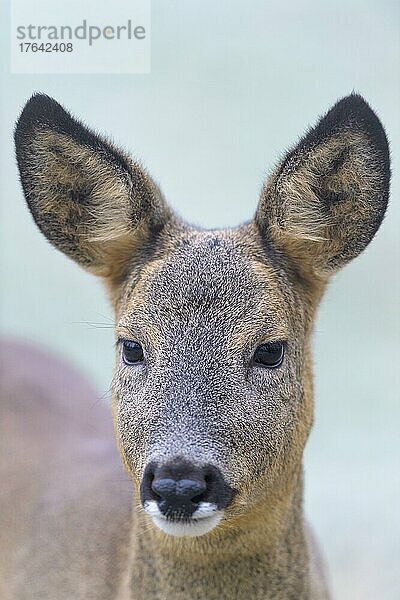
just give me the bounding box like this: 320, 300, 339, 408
176, 479, 207, 501
152, 477, 177, 500
141, 465, 161, 502
204, 473, 212, 488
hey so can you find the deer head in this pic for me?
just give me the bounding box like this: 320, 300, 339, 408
15, 93, 390, 537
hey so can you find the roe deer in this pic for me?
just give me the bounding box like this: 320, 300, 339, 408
3, 92, 390, 599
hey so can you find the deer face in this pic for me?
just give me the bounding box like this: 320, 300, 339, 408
113, 226, 315, 536
15, 94, 390, 537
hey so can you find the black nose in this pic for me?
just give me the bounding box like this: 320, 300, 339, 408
152, 477, 207, 505
141, 458, 235, 519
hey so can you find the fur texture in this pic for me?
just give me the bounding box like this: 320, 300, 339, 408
5, 92, 390, 599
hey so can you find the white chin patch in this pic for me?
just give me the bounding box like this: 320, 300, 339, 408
144, 500, 223, 537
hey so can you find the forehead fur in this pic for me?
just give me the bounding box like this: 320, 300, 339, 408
117, 225, 296, 346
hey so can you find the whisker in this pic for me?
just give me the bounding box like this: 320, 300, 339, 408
72, 321, 115, 329
89, 383, 113, 410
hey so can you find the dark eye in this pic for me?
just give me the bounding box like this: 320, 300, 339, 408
253, 341, 285, 368
122, 340, 144, 365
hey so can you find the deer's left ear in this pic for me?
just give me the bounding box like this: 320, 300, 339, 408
256, 94, 390, 278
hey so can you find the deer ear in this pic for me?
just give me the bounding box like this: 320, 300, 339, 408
256, 94, 390, 279
15, 94, 172, 282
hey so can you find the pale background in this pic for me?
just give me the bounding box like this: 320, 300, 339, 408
0, 1, 399, 598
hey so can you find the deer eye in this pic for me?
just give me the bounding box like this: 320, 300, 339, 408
122, 340, 144, 365
253, 341, 285, 368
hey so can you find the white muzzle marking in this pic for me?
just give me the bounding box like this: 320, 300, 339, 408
144, 500, 223, 537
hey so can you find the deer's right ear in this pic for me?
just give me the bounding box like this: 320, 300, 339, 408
15, 94, 172, 282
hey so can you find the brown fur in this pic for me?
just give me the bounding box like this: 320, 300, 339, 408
5, 92, 390, 599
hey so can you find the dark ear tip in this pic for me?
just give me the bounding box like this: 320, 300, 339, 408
295, 92, 390, 182
328, 92, 382, 128
15, 93, 68, 143
14, 93, 134, 183
325, 92, 389, 154
332, 92, 371, 113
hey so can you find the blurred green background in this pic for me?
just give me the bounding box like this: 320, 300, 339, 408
1, 1, 399, 597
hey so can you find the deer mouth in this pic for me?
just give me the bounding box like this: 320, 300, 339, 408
144, 500, 224, 537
